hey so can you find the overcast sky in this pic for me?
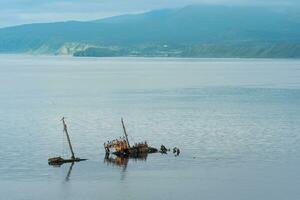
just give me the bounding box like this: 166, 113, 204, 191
0, 0, 299, 27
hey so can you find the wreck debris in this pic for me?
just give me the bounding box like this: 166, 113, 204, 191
173, 147, 180, 156
176, 148, 180, 156
160, 144, 168, 154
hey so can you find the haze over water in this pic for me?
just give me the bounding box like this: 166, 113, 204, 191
0, 55, 300, 200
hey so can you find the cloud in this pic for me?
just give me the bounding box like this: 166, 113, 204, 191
0, 0, 299, 27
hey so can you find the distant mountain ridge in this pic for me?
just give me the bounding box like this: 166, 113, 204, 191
0, 5, 300, 58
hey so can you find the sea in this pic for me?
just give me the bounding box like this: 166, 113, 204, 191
0, 55, 300, 200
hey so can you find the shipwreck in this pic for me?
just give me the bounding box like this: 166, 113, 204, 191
104, 118, 158, 157
48, 117, 87, 166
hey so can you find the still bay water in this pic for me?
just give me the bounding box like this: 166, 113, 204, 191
0, 55, 300, 200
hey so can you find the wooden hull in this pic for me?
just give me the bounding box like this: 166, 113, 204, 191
112, 146, 158, 157
48, 157, 87, 166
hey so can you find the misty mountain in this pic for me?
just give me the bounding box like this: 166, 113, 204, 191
0, 5, 299, 57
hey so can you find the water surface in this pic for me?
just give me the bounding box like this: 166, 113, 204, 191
0, 55, 300, 200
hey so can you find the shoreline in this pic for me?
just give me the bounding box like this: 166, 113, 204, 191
0, 53, 300, 62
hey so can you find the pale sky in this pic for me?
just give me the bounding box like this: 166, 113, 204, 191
0, 0, 299, 27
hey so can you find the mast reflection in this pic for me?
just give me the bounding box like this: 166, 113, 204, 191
65, 162, 74, 182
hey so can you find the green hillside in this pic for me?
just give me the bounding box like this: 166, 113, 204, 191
0, 5, 299, 58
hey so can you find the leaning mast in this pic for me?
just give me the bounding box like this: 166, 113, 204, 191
121, 118, 130, 148
62, 117, 75, 159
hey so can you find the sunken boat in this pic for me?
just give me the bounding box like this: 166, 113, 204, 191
104, 118, 158, 157
48, 117, 87, 166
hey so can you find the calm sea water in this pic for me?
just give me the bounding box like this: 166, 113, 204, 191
0, 55, 300, 200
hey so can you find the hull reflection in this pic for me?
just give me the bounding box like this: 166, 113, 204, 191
104, 153, 148, 167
